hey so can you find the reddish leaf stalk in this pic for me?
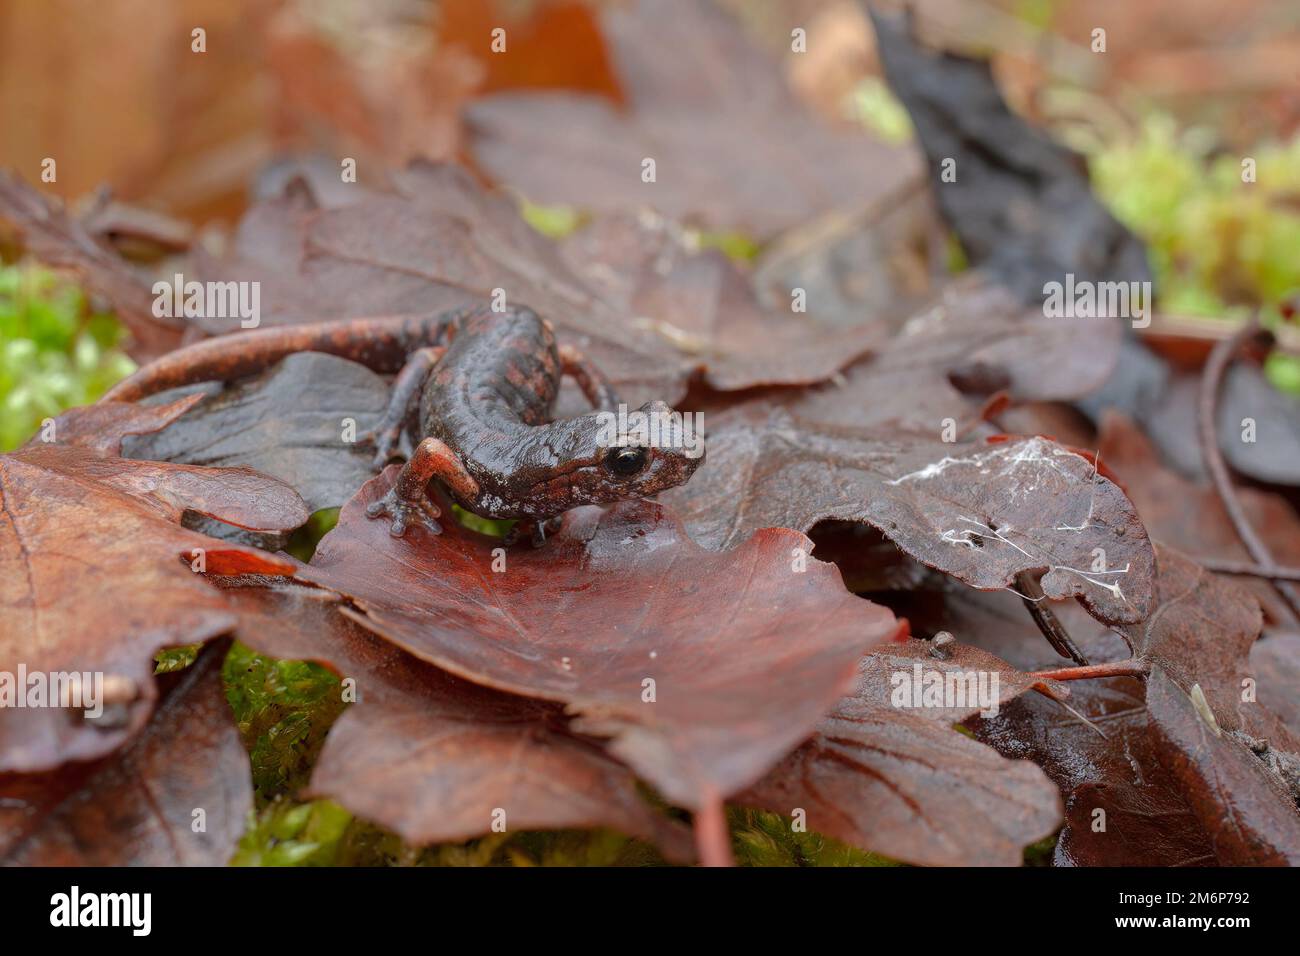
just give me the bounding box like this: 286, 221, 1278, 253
1031, 659, 1151, 681
693, 790, 735, 867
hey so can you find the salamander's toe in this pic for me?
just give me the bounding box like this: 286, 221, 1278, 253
366, 490, 442, 538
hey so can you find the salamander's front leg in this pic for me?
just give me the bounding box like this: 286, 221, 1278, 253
558, 344, 620, 411
362, 345, 447, 470
366, 437, 479, 537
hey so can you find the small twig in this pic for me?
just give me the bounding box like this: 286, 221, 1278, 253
1031, 659, 1151, 681
1197, 318, 1300, 624
1196, 558, 1300, 583
1015, 571, 1089, 665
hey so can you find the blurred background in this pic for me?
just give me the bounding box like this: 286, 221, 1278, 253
2, 0, 1300, 449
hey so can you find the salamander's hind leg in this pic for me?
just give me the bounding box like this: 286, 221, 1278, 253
558, 344, 620, 411
366, 437, 479, 538
361, 345, 446, 470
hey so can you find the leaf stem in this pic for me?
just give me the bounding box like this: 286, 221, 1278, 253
1015, 571, 1089, 665
1195, 557, 1300, 583
1197, 317, 1300, 624
1031, 659, 1150, 681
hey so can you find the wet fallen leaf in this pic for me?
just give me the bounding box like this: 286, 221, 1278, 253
722, 273, 1120, 438
740, 639, 1064, 866
189, 161, 894, 404
1216, 362, 1300, 487
122, 352, 390, 513
264, 1, 479, 171
0, 402, 306, 772
0, 0, 275, 222
941, 580, 1222, 866
963, 544, 1300, 865
977, 673, 1219, 866
221, 581, 694, 859
292, 470, 906, 811
1250, 632, 1300, 736
664, 403, 1155, 625
0, 642, 251, 865
555, 209, 887, 391
1099, 411, 1300, 626
1119, 547, 1291, 746
439, 0, 620, 98
1146, 666, 1300, 865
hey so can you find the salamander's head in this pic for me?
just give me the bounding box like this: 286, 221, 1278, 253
562, 400, 705, 505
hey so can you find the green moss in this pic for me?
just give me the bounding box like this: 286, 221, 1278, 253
728, 808, 900, 866
500, 830, 670, 867
1022, 832, 1060, 867
849, 77, 915, 145
688, 229, 762, 263
222, 642, 347, 801
232, 797, 674, 867
154, 643, 202, 673
520, 199, 587, 239
1013, 0, 1062, 30
233, 799, 356, 866
0, 263, 135, 450
284, 507, 341, 563
451, 503, 514, 537
1089, 115, 1300, 393
1091, 115, 1300, 315
1264, 351, 1300, 396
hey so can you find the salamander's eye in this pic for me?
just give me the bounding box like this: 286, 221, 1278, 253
604, 445, 649, 477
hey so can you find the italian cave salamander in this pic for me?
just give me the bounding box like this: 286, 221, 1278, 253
102, 305, 704, 545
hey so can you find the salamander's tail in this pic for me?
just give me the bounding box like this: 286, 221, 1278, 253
100, 310, 465, 404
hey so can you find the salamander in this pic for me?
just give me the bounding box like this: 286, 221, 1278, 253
102, 305, 705, 545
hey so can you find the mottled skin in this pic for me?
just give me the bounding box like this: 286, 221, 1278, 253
103, 305, 704, 544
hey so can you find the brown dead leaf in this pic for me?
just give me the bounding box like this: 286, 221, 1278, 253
122, 352, 391, 513
1251, 632, 1300, 737
1120, 547, 1295, 750
940, 581, 1222, 866
1146, 667, 1300, 865
740, 639, 1064, 866
870, 8, 1151, 304
0, 402, 306, 772
976, 673, 1219, 866
222, 581, 693, 859
556, 210, 887, 390
467, 0, 920, 240
191, 161, 892, 403
0, 641, 251, 865
1099, 411, 1300, 627
963, 545, 1300, 865
292, 470, 906, 811
663, 403, 1155, 626
710, 272, 1120, 438
0, 171, 182, 359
